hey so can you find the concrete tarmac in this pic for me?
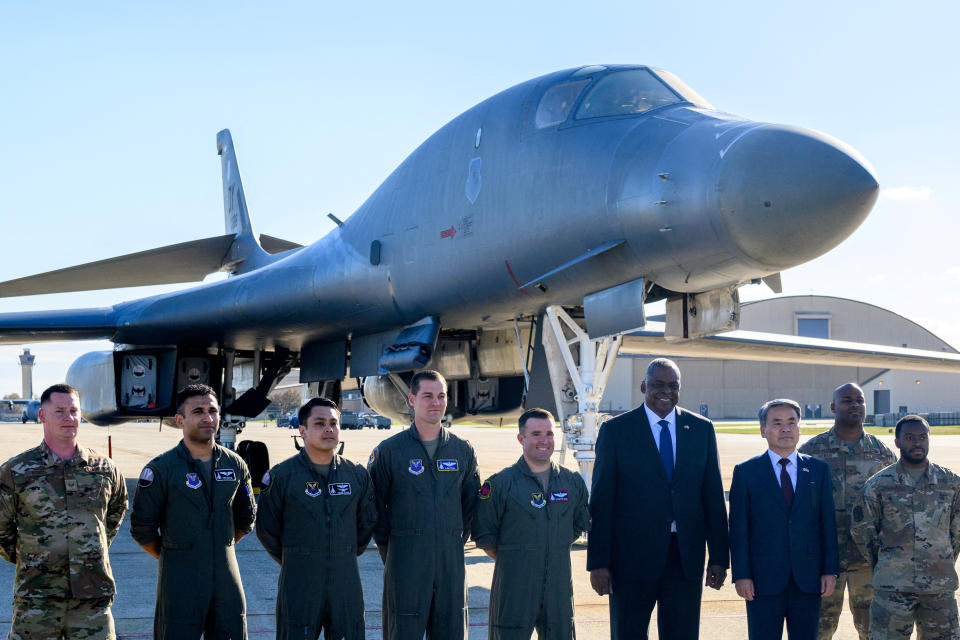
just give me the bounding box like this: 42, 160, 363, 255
3, 420, 960, 639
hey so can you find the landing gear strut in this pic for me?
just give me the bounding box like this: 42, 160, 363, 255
542, 306, 622, 492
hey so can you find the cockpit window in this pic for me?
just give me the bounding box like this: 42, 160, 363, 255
651, 68, 714, 109
535, 79, 590, 129
575, 69, 681, 120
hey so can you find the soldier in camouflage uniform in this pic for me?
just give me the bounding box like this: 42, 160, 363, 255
850, 415, 960, 640
799, 383, 896, 640
0, 383, 127, 640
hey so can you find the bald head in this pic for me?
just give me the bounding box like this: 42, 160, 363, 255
831, 382, 866, 430
833, 383, 863, 404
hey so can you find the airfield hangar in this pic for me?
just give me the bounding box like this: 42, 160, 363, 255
602, 295, 960, 421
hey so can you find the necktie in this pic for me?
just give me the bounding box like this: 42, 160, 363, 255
779, 458, 794, 509
658, 419, 674, 483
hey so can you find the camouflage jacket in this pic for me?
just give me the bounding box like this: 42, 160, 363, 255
0, 441, 128, 599
799, 427, 896, 568
850, 460, 960, 594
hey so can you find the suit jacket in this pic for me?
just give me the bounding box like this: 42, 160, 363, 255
728, 451, 839, 595
587, 405, 729, 581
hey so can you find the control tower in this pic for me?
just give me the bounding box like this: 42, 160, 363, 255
19, 349, 35, 399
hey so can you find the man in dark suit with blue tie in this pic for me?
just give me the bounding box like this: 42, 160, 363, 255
588, 358, 729, 639
729, 399, 839, 640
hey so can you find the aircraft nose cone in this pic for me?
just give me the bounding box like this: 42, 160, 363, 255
717, 125, 878, 269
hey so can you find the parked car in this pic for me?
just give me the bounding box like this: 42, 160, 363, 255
359, 412, 392, 429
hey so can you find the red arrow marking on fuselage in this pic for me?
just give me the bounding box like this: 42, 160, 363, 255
440, 226, 456, 238
504, 260, 533, 297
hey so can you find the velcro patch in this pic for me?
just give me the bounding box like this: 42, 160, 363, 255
479, 481, 492, 500
138, 467, 155, 488
437, 459, 459, 471
214, 469, 236, 482
328, 482, 352, 495
549, 490, 569, 502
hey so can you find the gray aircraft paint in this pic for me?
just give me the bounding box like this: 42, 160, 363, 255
0, 65, 877, 355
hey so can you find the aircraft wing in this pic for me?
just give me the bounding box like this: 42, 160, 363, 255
0, 235, 237, 298
0, 308, 118, 345
621, 322, 960, 373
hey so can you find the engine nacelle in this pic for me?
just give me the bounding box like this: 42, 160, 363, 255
361, 376, 413, 425
362, 373, 526, 426
66, 347, 221, 426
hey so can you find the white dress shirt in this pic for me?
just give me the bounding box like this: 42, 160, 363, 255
644, 404, 677, 461
644, 404, 678, 531
766, 448, 798, 490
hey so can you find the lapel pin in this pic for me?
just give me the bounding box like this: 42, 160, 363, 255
683, 425, 689, 430
802, 467, 810, 472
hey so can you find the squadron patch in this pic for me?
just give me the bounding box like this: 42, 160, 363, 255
138, 467, 155, 488
185, 473, 202, 489
408, 459, 425, 475
305, 481, 322, 497
214, 469, 236, 482
328, 482, 352, 495
437, 459, 459, 472
549, 490, 569, 503
479, 481, 492, 500
530, 492, 547, 508
261, 471, 271, 487
368, 449, 376, 467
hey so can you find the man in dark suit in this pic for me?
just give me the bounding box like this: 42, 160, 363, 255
729, 399, 839, 640
588, 358, 729, 639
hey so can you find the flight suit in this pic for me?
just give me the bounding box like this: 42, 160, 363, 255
130, 441, 256, 640
850, 461, 960, 640
799, 427, 896, 640
472, 458, 590, 640
368, 424, 480, 640
0, 442, 127, 640
255, 449, 377, 640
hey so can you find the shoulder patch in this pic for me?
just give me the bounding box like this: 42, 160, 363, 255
368, 449, 376, 467
138, 467, 155, 488
479, 480, 492, 500
261, 470, 271, 487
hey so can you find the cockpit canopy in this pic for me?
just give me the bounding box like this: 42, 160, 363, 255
534, 66, 713, 129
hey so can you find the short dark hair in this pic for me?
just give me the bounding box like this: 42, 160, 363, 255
298, 396, 340, 427
895, 414, 929, 438
645, 358, 681, 381
410, 370, 446, 396
40, 383, 79, 406
758, 398, 802, 426
519, 408, 555, 433
176, 384, 218, 414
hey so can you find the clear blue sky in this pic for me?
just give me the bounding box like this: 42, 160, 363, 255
0, 1, 957, 394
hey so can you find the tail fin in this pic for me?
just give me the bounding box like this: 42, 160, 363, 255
217, 129, 272, 274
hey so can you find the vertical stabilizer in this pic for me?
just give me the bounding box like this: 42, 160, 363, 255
216, 129, 271, 273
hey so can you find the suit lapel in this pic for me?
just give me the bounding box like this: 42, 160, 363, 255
758, 453, 789, 514
636, 406, 671, 485
674, 408, 689, 481
791, 453, 812, 512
